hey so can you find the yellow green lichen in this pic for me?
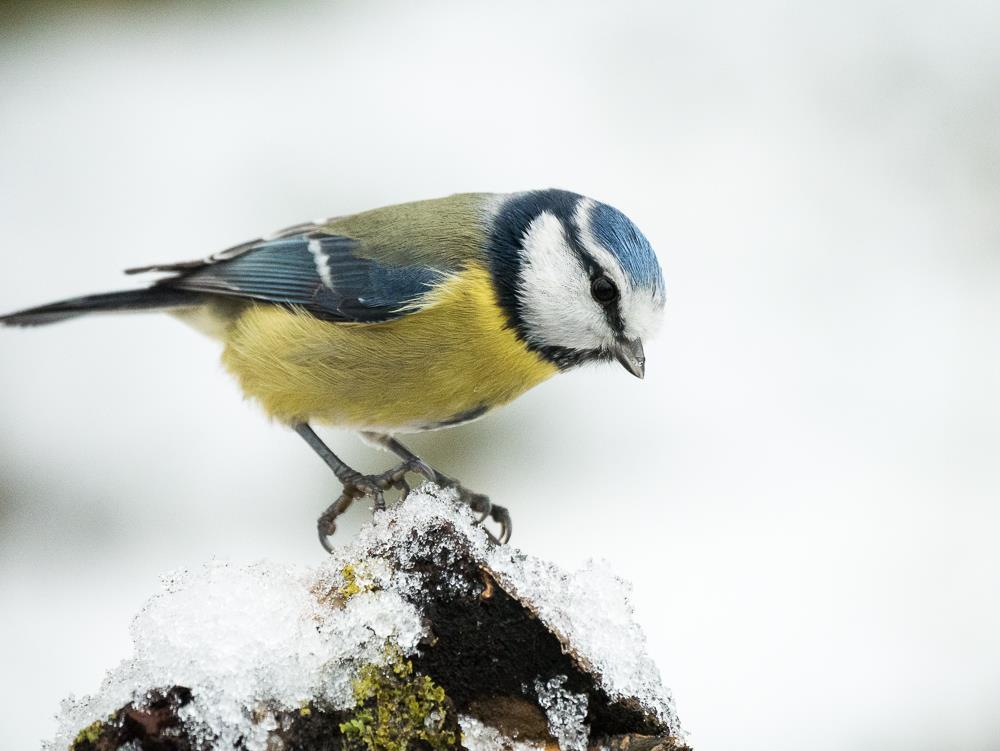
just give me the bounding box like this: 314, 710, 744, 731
71, 720, 103, 748
339, 563, 377, 599
340, 647, 456, 751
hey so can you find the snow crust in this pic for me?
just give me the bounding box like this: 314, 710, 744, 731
534, 675, 590, 751
50, 562, 424, 750
49, 486, 680, 750
488, 552, 678, 730
459, 714, 544, 751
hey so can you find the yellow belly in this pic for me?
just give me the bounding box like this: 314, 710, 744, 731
219, 264, 558, 431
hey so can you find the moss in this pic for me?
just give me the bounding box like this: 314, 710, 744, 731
71, 720, 104, 749
340, 647, 457, 751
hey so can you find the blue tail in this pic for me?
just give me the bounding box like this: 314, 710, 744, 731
0, 287, 206, 327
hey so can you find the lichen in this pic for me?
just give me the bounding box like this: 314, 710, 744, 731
339, 563, 377, 599
340, 646, 457, 751
71, 719, 104, 749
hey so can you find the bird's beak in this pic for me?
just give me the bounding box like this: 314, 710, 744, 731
614, 338, 646, 379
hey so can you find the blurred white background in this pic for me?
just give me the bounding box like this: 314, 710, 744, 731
1, 1, 998, 749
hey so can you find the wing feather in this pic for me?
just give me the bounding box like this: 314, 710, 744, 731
140, 232, 449, 323
124, 194, 491, 322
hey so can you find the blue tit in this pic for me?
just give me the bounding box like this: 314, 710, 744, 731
1, 189, 666, 549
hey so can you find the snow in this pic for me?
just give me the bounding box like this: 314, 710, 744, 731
49, 561, 424, 751
48, 486, 680, 750
488, 552, 680, 730
459, 715, 544, 751
534, 675, 590, 751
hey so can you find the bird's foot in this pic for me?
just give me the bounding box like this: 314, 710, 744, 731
438, 481, 511, 545
354, 431, 512, 546
317, 459, 436, 553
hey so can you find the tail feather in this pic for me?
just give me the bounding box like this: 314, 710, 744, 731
0, 287, 206, 327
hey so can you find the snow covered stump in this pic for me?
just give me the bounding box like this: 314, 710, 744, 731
56, 487, 688, 751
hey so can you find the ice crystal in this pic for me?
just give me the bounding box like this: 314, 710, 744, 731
534, 675, 589, 751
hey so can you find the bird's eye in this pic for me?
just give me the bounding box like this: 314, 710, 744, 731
590, 275, 619, 305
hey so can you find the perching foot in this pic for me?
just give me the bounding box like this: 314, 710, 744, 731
442, 481, 511, 545
316, 459, 436, 553
345, 430, 513, 546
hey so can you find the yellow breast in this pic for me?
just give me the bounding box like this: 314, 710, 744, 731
219, 264, 558, 431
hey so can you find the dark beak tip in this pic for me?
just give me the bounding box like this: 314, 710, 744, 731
615, 339, 646, 379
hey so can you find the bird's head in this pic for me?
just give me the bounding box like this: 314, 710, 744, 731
488, 189, 665, 377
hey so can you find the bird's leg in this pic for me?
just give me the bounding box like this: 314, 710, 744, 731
293, 422, 434, 552
361, 431, 512, 545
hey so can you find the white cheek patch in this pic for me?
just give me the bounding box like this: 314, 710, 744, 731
623, 289, 665, 341
517, 211, 613, 350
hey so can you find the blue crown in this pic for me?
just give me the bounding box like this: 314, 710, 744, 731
589, 201, 664, 295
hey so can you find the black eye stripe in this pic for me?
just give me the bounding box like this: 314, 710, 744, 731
588, 273, 626, 338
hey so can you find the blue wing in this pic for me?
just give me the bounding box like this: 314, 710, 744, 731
135, 232, 446, 323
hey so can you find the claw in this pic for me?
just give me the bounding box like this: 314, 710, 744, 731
409, 458, 438, 483
315, 458, 441, 553
441, 482, 511, 546
317, 490, 357, 553
397, 478, 412, 501
491, 504, 512, 544
318, 526, 334, 554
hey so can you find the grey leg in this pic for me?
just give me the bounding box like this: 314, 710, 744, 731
294, 422, 438, 552
362, 432, 512, 544
294, 422, 363, 484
